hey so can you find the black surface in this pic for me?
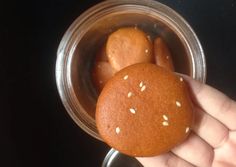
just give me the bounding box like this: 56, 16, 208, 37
0, 0, 236, 167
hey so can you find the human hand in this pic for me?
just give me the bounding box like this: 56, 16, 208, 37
137, 76, 236, 167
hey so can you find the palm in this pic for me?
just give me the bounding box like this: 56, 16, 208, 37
137, 77, 236, 167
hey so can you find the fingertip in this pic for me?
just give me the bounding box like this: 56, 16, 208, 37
172, 133, 214, 167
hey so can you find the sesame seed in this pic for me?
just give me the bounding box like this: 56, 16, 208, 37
176, 101, 181, 107
185, 127, 190, 133
145, 49, 149, 53
123, 75, 128, 80
166, 56, 169, 59
99, 80, 103, 84
129, 108, 136, 114
163, 115, 168, 121
141, 85, 146, 92
115, 127, 120, 134
147, 35, 151, 41
180, 77, 183, 82
139, 81, 143, 87
127, 92, 132, 98
162, 121, 169, 126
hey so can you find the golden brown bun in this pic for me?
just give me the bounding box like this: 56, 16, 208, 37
95, 44, 108, 62
154, 37, 174, 71
106, 27, 153, 71
96, 63, 193, 157
92, 61, 115, 92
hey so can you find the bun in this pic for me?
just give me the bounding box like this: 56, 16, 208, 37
106, 27, 153, 71
96, 63, 193, 157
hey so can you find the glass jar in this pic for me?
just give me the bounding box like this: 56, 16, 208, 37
55, 0, 206, 140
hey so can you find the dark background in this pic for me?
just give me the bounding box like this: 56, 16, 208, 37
1, 0, 236, 167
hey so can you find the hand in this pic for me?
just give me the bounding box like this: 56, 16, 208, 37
137, 76, 236, 167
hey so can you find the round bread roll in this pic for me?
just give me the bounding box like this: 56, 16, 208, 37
106, 27, 153, 71
154, 37, 174, 71
96, 63, 193, 157
95, 44, 108, 62
92, 61, 115, 92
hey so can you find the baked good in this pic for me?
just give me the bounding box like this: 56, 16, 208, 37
106, 27, 153, 71
95, 44, 108, 62
96, 63, 193, 157
92, 61, 115, 92
154, 37, 174, 71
